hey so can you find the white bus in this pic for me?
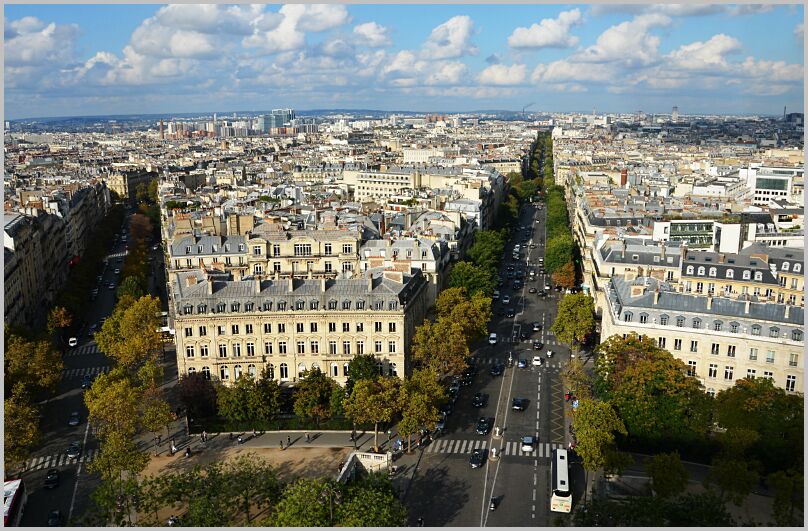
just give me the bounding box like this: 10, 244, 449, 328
550, 449, 572, 513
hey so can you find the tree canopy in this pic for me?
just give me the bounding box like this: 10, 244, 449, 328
448, 260, 495, 297
293, 368, 341, 427
551, 292, 595, 350
343, 377, 401, 448
572, 399, 628, 473
544, 233, 575, 275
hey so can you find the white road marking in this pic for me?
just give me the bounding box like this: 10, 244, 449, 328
69, 421, 92, 521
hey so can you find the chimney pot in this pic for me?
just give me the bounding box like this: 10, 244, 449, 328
255, 277, 261, 294
321, 277, 327, 293
744, 298, 751, 314
207, 277, 214, 295
288, 276, 294, 292
368, 275, 374, 292
706, 295, 712, 310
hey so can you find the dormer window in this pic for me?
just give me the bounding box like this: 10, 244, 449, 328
709, 267, 717, 277
197, 304, 207, 313
697, 266, 705, 276
742, 270, 751, 280
277, 301, 287, 311
231, 302, 240, 312
328, 300, 337, 310
186, 246, 192, 254
754, 272, 763, 281
224, 244, 230, 252
263, 301, 272, 311
342, 300, 351, 310
295, 300, 304, 310
726, 269, 734, 279
239, 244, 245, 252
183, 305, 193, 315
686, 266, 694, 275
794, 263, 801, 273
782, 262, 790, 271
212, 245, 218, 252
198, 245, 203, 253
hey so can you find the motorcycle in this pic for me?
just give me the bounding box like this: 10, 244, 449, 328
489, 497, 497, 511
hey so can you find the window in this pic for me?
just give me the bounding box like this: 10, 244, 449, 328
184, 327, 193, 338
692, 319, 701, 329
200, 344, 209, 357
245, 324, 253, 335
749, 348, 758, 361
639, 314, 648, 324
792, 330, 802, 341
253, 264, 264, 275
310, 341, 319, 354
187, 367, 196, 375
342, 323, 350, 333
185, 346, 195, 358
296, 323, 304, 333
234, 365, 243, 380
342, 244, 353, 254
388, 341, 397, 353
247, 364, 256, 378
201, 366, 211, 380
296, 341, 305, 354
310, 323, 318, 333
658, 337, 666, 348
794, 263, 801, 273
697, 266, 705, 276
389, 322, 397, 333
706, 388, 716, 397
183, 305, 193, 315
277, 301, 287, 311
375, 340, 383, 353
763, 371, 773, 380
786, 375, 796, 392
328, 322, 336, 333
676, 317, 685, 327
293, 244, 312, 256
324, 243, 332, 256
674, 339, 682, 351
378, 361, 384, 375
342, 262, 353, 273
324, 262, 333, 273
328, 300, 337, 310
747, 368, 756, 379
766, 350, 775, 364
272, 244, 281, 257
342, 300, 351, 310
273, 262, 281, 272
389, 363, 398, 377
696, 282, 703, 293
726, 269, 734, 279
278, 341, 287, 354
295, 300, 304, 311
742, 270, 751, 280
343, 363, 350, 376
278, 323, 285, 333
231, 303, 240, 313
246, 342, 255, 356
297, 363, 307, 378
232, 343, 241, 357
264, 341, 273, 355
713, 321, 722, 331
253, 245, 262, 256
754, 272, 763, 281
727, 345, 736, 357
330, 363, 338, 377
231, 324, 239, 335
751, 325, 761, 336
310, 300, 319, 310
690, 340, 698, 353
279, 363, 288, 380
730, 323, 739, 334
711, 343, 720, 355
708, 364, 718, 379
789, 353, 798, 367
686, 266, 694, 275
266, 364, 275, 379
724, 366, 734, 380
686, 360, 697, 377
343, 341, 351, 355
375, 321, 383, 333
769, 327, 779, 338
219, 344, 227, 357
623, 312, 633, 322
356, 322, 364, 332
220, 366, 230, 381
357, 300, 365, 310
709, 267, 717, 277
660, 315, 669, 326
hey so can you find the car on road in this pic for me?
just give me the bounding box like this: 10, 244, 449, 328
114, 268, 120, 275
546, 350, 555, 358
492, 290, 500, 300
532, 322, 542, 332
108, 282, 116, 290
555, 285, 563, 292
44, 468, 60, 489
519, 331, 529, 341
439, 403, 453, 416
87, 324, 98, 337
489, 363, 505, 376
488, 333, 498, 345
435, 418, 446, 433
68, 337, 78, 347
461, 373, 474, 386
67, 441, 82, 459
475, 417, 493, 435
532, 356, 544, 366
447, 388, 459, 404
81, 374, 93, 389
47, 510, 62, 527
521, 436, 536, 452
528, 287, 537, 293
517, 358, 528, 369
530, 243, 537, 249
533, 341, 544, 350
68, 411, 80, 427
471, 392, 489, 408
544, 284, 551, 291
505, 308, 515, 318
538, 290, 547, 297
469, 448, 486, 469
512, 398, 528, 411
501, 295, 511, 305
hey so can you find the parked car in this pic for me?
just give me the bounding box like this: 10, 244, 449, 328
471, 392, 489, 408
521, 436, 537, 452
488, 333, 498, 345
492, 290, 500, 300
528, 287, 538, 293
532, 322, 542, 332
517, 358, 528, 369
44, 469, 59, 489
489, 363, 505, 377
532, 356, 544, 366
533, 341, 544, 350
47, 510, 62, 527
505, 308, 515, 318
501, 295, 511, 305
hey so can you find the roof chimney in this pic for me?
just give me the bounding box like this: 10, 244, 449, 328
784, 304, 790, 319
660, 243, 666, 261
744, 297, 751, 314
368, 275, 374, 292
255, 277, 261, 294
621, 240, 626, 259
718, 253, 725, 264
706, 295, 713, 310
185, 276, 198, 287
288, 276, 294, 292
207, 277, 214, 295
321, 277, 327, 293
653, 290, 660, 305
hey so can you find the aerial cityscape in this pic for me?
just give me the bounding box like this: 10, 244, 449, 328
3, 2, 804, 528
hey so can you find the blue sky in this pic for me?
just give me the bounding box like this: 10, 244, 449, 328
4, 3, 804, 119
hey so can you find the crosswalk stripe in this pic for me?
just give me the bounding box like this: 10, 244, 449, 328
459, 440, 468, 453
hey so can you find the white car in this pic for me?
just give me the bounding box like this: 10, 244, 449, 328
532, 356, 544, 366
521, 436, 537, 452
68, 337, 78, 347
546, 350, 554, 358
502, 295, 511, 305
488, 333, 498, 345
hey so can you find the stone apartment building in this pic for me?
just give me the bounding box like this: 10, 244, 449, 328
172, 268, 429, 386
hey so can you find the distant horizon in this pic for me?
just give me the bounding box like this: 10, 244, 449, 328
5, 4, 803, 120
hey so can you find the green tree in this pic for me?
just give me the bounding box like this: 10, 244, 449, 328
338, 478, 408, 526
255, 371, 283, 426
293, 368, 340, 427
223, 454, 280, 523
467, 229, 506, 271
47, 305, 73, 343
347, 354, 382, 393
135, 182, 150, 204
516, 179, 538, 201
95, 295, 162, 370
448, 260, 495, 297
434, 287, 492, 344
84, 368, 141, 439
646, 451, 689, 499
343, 377, 401, 448
767, 468, 804, 526
116, 275, 145, 300
141, 396, 174, 446
545, 233, 575, 274
4, 332, 64, 395
706, 456, 759, 506
551, 261, 576, 290
147, 178, 159, 203
551, 292, 595, 354
270, 478, 339, 526
398, 368, 445, 451
4, 384, 40, 473
218, 375, 261, 429
572, 399, 628, 472
411, 318, 469, 378
177, 372, 219, 419
559, 357, 592, 399
88, 429, 149, 483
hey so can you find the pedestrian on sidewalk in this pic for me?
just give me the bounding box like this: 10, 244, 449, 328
287, 435, 291, 447
305, 432, 310, 443
157, 434, 162, 446
280, 440, 284, 450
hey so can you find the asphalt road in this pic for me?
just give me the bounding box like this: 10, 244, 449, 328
406, 201, 581, 526
19, 209, 170, 526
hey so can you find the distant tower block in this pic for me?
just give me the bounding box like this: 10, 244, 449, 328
671, 106, 679, 123
159, 119, 165, 139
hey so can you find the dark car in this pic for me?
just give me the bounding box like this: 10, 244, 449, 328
533, 341, 544, 351
67, 441, 82, 460
519, 331, 530, 341
517, 358, 528, 369
475, 417, 493, 435
81, 374, 93, 389
538, 290, 547, 297
528, 287, 538, 293
489, 363, 505, 376
68, 411, 80, 427
461, 373, 474, 387
555, 285, 563, 292
469, 448, 486, 469
505, 308, 515, 318
44, 468, 59, 489
471, 392, 489, 408
439, 403, 453, 416
47, 510, 62, 526
512, 398, 528, 411
513, 281, 523, 290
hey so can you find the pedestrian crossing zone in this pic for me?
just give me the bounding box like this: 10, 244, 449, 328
424, 438, 563, 458
62, 366, 110, 379
24, 448, 99, 471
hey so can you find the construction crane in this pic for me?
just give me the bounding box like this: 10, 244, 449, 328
522, 103, 535, 119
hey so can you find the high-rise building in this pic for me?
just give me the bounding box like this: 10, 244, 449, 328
671, 106, 679, 123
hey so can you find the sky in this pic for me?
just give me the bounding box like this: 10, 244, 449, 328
4, 3, 805, 119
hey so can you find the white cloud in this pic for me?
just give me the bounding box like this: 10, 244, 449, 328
538, 60, 616, 83
244, 4, 351, 54
153, 4, 259, 35
353, 22, 391, 48
795, 23, 804, 38
425, 62, 467, 85
382, 50, 427, 77
478, 63, 527, 85
574, 14, 671, 66
421, 15, 477, 60
590, 4, 769, 18
507, 9, 582, 49
4, 18, 79, 67
666, 34, 742, 71
739, 57, 804, 82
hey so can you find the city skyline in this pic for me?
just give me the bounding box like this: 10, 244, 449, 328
4, 3, 805, 120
